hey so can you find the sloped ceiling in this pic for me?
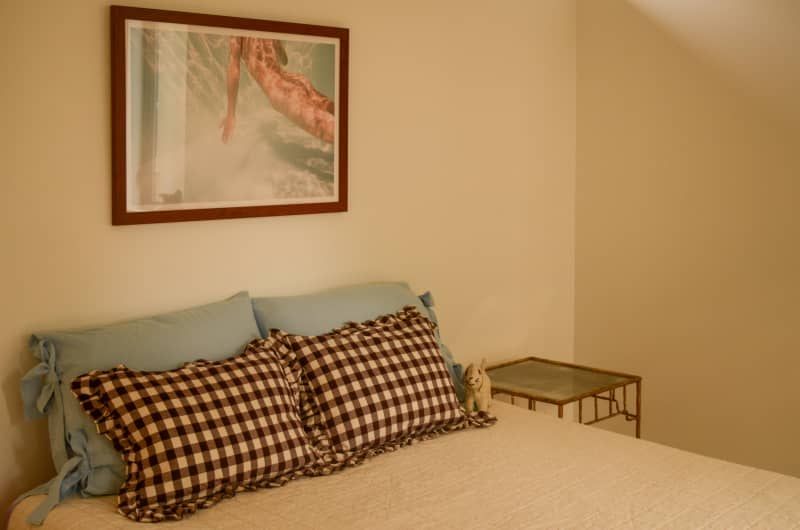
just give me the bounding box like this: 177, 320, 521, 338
629, 0, 800, 127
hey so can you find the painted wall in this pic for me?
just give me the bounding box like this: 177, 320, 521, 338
0, 0, 576, 512
576, 0, 799, 476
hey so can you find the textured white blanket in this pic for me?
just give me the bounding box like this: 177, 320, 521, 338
10, 402, 800, 529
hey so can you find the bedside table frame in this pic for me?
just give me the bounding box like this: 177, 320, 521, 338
487, 356, 642, 438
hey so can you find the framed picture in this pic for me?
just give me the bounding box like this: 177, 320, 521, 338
110, 6, 348, 224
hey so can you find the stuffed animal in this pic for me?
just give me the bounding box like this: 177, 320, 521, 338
464, 358, 492, 413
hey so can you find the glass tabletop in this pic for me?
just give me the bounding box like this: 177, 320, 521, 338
486, 358, 634, 403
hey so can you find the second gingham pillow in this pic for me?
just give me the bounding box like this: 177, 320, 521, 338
276, 306, 466, 454
71, 337, 313, 522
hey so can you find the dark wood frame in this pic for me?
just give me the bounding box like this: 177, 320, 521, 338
487, 356, 642, 438
110, 6, 349, 225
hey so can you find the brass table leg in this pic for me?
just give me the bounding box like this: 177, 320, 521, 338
635, 380, 642, 439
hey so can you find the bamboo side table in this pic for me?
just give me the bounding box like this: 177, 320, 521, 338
487, 357, 642, 438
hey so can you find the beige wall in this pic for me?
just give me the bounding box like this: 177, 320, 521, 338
0, 0, 576, 512
576, 1, 799, 476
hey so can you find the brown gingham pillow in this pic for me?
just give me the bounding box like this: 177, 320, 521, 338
275, 306, 469, 455
70, 336, 313, 523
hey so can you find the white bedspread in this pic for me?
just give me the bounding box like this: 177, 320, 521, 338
10, 402, 800, 529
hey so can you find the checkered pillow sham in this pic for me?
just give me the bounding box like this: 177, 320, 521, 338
275, 306, 467, 455
71, 336, 312, 523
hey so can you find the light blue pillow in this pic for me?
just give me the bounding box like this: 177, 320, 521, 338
18, 291, 261, 524
251, 282, 465, 400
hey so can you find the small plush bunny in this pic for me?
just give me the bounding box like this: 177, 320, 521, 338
464, 359, 492, 413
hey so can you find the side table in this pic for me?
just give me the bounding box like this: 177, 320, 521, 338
486, 356, 642, 438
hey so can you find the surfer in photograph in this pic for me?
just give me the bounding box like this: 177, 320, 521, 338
221, 36, 334, 144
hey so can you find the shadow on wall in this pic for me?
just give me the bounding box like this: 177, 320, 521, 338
1, 339, 55, 515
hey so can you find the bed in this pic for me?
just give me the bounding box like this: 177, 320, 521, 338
11, 400, 800, 529
13, 284, 800, 529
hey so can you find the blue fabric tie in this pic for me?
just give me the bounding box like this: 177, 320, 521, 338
21, 338, 68, 469
419, 291, 436, 311
20, 339, 58, 421
16, 430, 92, 525
18, 338, 90, 525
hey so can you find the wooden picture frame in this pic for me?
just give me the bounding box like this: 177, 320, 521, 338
110, 6, 348, 225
